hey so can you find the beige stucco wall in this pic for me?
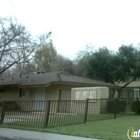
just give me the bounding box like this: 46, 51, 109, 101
0, 84, 91, 112
45, 84, 92, 100
0, 86, 36, 101
0, 84, 116, 101
0, 86, 18, 101
0, 86, 36, 111
45, 84, 89, 113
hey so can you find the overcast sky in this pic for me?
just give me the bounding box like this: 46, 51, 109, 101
0, 0, 140, 59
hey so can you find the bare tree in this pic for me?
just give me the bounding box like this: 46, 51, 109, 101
34, 40, 57, 72
0, 17, 51, 75
51, 54, 76, 74
74, 45, 94, 76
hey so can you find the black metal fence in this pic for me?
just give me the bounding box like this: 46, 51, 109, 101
0, 98, 138, 128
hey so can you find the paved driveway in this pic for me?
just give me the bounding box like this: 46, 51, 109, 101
3, 112, 45, 123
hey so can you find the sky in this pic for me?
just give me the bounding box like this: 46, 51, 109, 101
0, 0, 140, 59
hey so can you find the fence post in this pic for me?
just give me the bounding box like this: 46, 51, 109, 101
114, 98, 117, 119
0, 100, 6, 125
44, 100, 51, 128
83, 98, 89, 124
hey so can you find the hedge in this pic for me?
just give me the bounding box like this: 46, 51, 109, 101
106, 99, 127, 113
132, 101, 140, 115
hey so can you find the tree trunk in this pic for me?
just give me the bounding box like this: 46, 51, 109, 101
117, 89, 122, 98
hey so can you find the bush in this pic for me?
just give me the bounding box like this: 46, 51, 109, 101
5, 101, 20, 111
117, 100, 127, 113
132, 101, 140, 115
106, 100, 115, 113
107, 99, 127, 113
0, 101, 20, 111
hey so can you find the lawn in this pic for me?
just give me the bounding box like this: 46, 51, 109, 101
46, 116, 140, 140
0, 116, 140, 140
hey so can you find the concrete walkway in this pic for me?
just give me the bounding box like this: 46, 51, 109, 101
0, 128, 100, 140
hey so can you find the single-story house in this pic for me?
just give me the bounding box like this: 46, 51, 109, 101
0, 71, 119, 101
0, 71, 119, 112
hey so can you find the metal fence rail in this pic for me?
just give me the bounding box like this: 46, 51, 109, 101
47, 100, 86, 127
0, 101, 48, 127
87, 99, 114, 122
0, 98, 138, 128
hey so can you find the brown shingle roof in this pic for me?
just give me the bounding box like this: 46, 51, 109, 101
0, 71, 118, 88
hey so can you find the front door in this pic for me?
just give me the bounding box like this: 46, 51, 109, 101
34, 87, 45, 111
58, 89, 71, 113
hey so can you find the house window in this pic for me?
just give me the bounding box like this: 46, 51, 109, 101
81, 90, 89, 100
134, 89, 139, 99
74, 89, 96, 100
89, 90, 96, 100
74, 90, 81, 100
122, 90, 134, 98
19, 88, 25, 97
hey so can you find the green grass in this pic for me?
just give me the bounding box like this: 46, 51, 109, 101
0, 116, 140, 140
45, 116, 140, 140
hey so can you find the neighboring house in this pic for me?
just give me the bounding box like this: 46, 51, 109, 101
0, 71, 118, 111
118, 77, 140, 99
